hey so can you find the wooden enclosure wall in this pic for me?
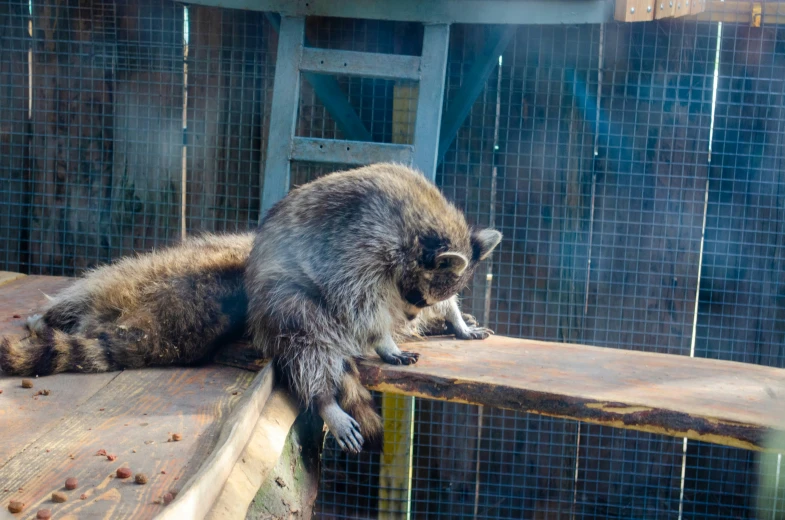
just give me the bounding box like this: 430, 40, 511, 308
1, 3, 784, 519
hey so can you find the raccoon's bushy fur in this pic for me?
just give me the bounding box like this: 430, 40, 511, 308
0, 163, 501, 455
0, 233, 254, 376
246, 163, 501, 453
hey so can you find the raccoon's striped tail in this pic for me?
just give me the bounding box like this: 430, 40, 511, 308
340, 358, 384, 452
0, 327, 114, 377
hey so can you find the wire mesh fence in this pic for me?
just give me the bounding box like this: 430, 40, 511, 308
1, 1, 784, 518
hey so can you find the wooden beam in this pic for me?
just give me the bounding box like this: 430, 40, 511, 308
614, 0, 655, 21
182, 0, 615, 26
290, 137, 414, 165
300, 48, 422, 81
357, 336, 785, 452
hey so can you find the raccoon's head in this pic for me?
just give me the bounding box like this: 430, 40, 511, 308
399, 228, 502, 314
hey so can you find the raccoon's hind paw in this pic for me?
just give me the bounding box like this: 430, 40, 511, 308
455, 325, 494, 341
378, 350, 420, 366
25, 314, 45, 335
328, 413, 364, 453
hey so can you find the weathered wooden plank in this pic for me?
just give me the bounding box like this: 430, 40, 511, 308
0, 275, 72, 337
205, 389, 301, 520
0, 365, 255, 520
358, 336, 785, 452
180, 0, 615, 26
157, 365, 273, 520
300, 48, 421, 81
0, 272, 26, 288
290, 137, 413, 166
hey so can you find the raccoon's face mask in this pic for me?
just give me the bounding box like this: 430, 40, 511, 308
402, 228, 502, 308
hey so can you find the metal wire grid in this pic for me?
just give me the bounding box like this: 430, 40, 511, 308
1, 3, 785, 519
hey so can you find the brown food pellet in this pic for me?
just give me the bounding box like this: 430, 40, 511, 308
36, 509, 52, 519
21, 379, 33, 389
160, 470, 166, 474
116, 467, 132, 479
107, 454, 117, 461
96, 449, 107, 456
171, 433, 182, 442
79, 493, 87, 500
7, 501, 24, 513
0, 390, 4, 394
134, 473, 148, 485
51, 491, 67, 503
13, 314, 21, 319
162, 492, 174, 505
65, 477, 78, 490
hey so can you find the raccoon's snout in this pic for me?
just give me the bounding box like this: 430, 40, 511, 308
403, 288, 429, 309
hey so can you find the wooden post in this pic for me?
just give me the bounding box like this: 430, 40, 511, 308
377, 82, 419, 520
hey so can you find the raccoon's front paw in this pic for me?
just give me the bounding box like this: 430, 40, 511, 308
461, 313, 479, 328
329, 414, 364, 454
454, 325, 494, 340
378, 351, 420, 366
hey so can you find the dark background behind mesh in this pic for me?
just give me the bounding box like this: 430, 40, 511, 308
1, 1, 784, 518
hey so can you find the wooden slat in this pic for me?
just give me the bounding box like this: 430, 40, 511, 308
357, 336, 785, 452
300, 48, 421, 81
290, 137, 414, 166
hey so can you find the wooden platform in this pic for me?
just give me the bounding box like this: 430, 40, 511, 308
3, 273, 785, 518
0, 275, 264, 520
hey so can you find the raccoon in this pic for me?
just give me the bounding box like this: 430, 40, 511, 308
0, 233, 254, 376
246, 163, 502, 454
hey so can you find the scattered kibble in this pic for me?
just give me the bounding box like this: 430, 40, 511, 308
134, 473, 148, 485
12, 314, 21, 319
7, 501, 24, 513
34, 389, 50, 396
171, 433, 182, 442
107, 454, 117, 462
79, 493, 87, 500
65, 477, 78, 490
160, 470, 166, 475
51, 491, 67, 503
116, 467, 132, 479
162, 492, 174, 505
96, 449, 107, 456
36, 509, 52, 519
99, 408, 105, 411
21, 379, 33, 389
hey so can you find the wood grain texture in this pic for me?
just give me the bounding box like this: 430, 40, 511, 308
357, 335, 785, 452
0, 272, 26, 289
157, 365, 273, 520
205, 389, 301, 520
0, 273, 258, 519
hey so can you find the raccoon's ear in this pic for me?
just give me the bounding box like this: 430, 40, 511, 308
471, 229, 502, 262
435, 252, 468, 276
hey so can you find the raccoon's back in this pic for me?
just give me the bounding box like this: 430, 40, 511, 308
46, 232, 255, 318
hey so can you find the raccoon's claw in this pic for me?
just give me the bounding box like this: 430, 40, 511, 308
455, 326, 494, 340
332, 415, 364, 454
379, 351, 420, 366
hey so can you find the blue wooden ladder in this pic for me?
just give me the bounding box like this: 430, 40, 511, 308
260, 16, 450, 215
